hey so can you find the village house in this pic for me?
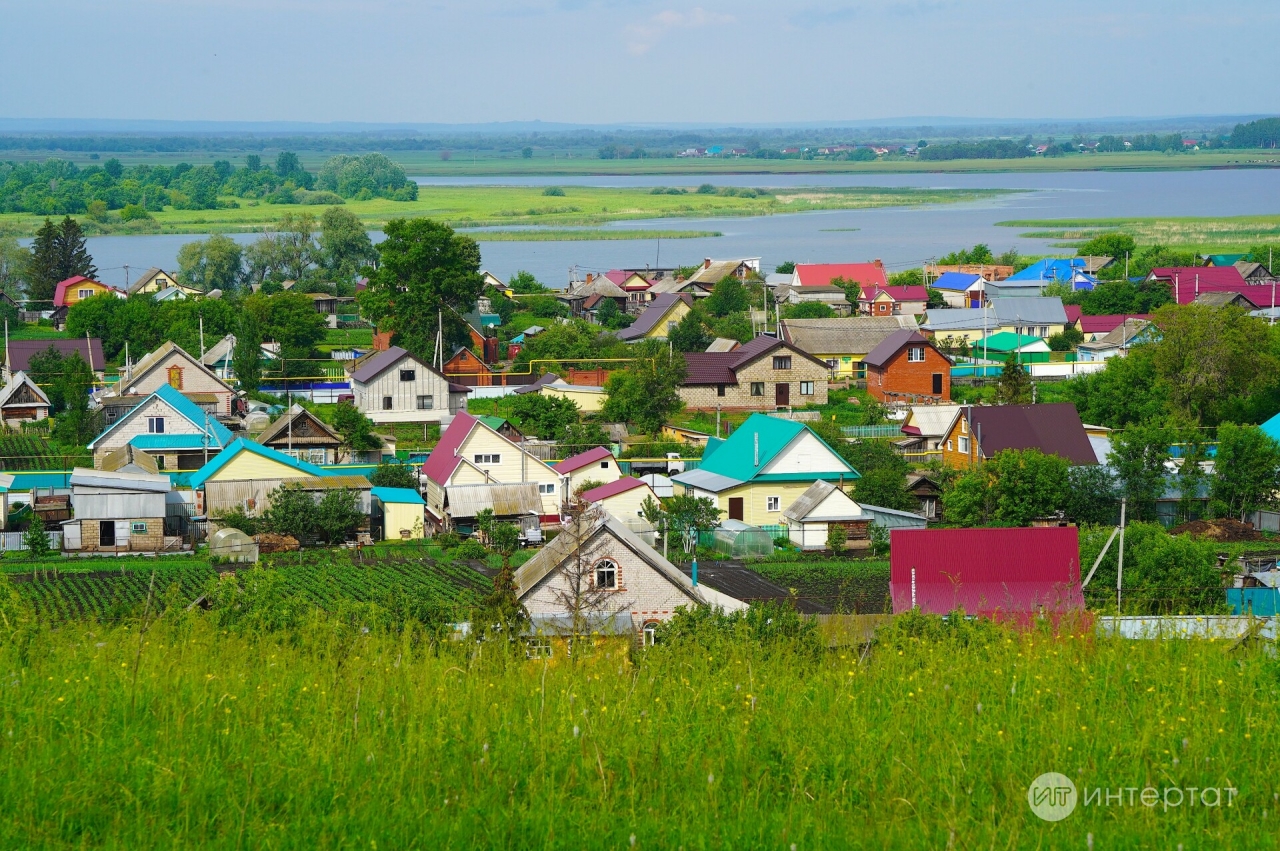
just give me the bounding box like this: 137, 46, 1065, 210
925, 262, 1013, 282
682, 258, 761, 287
1069, 312, 1152, 341
442, 347, 504, 388
421, 412, 562, 533
789, 261, 887, 291
557, 276, 629, 319
189, 437, 371, 523
555, 446, 621, 495
513, 510, 718, 646
856, 285, 929, 317
890, 526, 1084, 616
782, 479, 927, 550
256, 403, 345, 465
109, 341, 236, 417
128, 268, 201, 297
777, 316, 918, 379
61, 468, 173, 554
775, 284, 852, 315
88, 383, 234, 471
349, 346, 471, 424
598, 270, 655, 311
0, 371, 50, 426
862, 330, 952, 404
680, 335, 830, 412
939, 403, 1097, 469
4, 338, 105, 383
905, 472, 944, 521
1076, 319, 1156, 362
50, 276, 125, 328
1193, 291, 1259, 309
930, 272, 987, 308
920, 297, 1068, 344
615, 293, 694, 342
898, 404, 964, 455
1146, 266, 1264, 306
671, 414, 859, 525
579, 477, 658, 524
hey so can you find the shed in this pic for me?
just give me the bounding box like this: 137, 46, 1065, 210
889, 526, 1084, 617
782, 479, 866, 550
64, 468, 171, 553
445, 482, 542, 536
209, 527, 259, 563
638, 473, 674, 498
579, 477, 657, 522
710, 520, 776, 560
372, 486, 426, 540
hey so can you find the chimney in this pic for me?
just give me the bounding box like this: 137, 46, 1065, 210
753, 432, 759, 467
704, 258, 712, 269
874, 259, 884, 269
586, 273, 593, 284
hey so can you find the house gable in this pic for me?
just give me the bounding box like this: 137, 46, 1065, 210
124, 344, 233, 405
759, 430, 850, 477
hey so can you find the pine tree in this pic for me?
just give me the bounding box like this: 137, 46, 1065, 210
25, 219, 61, 305
54, 216, 96, 282
995, 353, 1033, 405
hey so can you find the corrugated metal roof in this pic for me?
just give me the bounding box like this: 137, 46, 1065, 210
287, 475, 371, 490
129, 434, 214, 450
669, 467, 744, 493
694, 413, 856, 483
903, 404, 963, 439
555, 446, 614, 474
371, 486, 425, 504
617, 293, 691, 341
420, 412, 479, 485
447, 482, 542, 519
580, 477, 648, 502
862, 330, 930, 369
782, 479, 856, 522
69, 467, 171, 493
6, 338, 105, 373
967, 403, 1097, 466
890, 526, 1084, 615
705, 337, 740, 353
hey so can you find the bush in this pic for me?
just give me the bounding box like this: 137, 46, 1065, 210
432, 531, 462, 549
119, 203, 152, 222
217, 507, 260, 536
369, 460, 418, 490
450, 539, 488, 561
826, 524, 846, 554
542, 187, 566, 197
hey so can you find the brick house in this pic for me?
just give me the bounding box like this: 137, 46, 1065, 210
856, 285, 929, 317
680, 335, 829, 411
62, 468, 171, 554
862, 330, 952, 403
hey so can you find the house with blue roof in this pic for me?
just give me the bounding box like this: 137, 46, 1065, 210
931, 272, 987, 308
670, 413, 858, 526
89, 383, 234, 471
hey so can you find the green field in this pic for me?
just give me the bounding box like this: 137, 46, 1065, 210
1000, 214, 1280, 252
0, 184, 1008, 238
0, 603, 1274, 848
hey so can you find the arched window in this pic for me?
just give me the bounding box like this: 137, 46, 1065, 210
594, 559, 618, 590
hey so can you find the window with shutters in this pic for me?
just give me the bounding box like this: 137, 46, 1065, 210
167, 366, 183, 389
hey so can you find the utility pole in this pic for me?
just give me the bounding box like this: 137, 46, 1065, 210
123, 264, 130, 290
1116, 498, 1127, 612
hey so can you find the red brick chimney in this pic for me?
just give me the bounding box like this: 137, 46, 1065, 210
873, 259, 884, 268
704, 258, 712, 269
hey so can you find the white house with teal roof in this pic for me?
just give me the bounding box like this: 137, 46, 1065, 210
89, 384, 234, 471
671, 413, 858, 526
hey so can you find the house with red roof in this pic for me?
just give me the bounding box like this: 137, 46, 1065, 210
890, 526, 1084, 617
1074, 313, 1152, 341
51, 276, 125, 329
579, 477, 658, 522
600, 270, 655, 311
862, 330, 951, 403
420, 412, 563, 533
791, 262, 888, 291
856, 285, 929, 317
680, 335, 830, 412
1145, 266, 1267, 306
556, 446, 621, 494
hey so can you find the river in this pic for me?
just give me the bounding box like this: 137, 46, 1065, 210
74, 169, 1280, 290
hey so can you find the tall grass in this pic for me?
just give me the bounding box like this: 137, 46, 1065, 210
0, 600, 1275, 848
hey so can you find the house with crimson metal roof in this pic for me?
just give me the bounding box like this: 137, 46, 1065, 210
890, 526, 1084, 617
938, 403, 1097, 470
680, 335, 830, 412
420, 411, 562, 533
1144, 266, 1280, 306
856, 284, 929, 317
579, 477, 658, 523
671, 413, 858, 526
555, 446, 620, 494
348, 346, 471, 424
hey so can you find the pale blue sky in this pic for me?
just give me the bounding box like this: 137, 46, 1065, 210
0, 0, 1274, 124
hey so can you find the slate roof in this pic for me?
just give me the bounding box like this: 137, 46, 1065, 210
1194, 290, 1258, 308
961, 403, 1097, 465
922, 298, 1067, 331
555, 446, 614, 474
1077, 319, 1153, 351
862, 330, 933, 369
778, 316, 916, 356
122, 341, 233, 395
685, 259, 752, 285
793, 263, 888, 289
6, 338, 105, 373
511, 372, 561, 395
705, 337, 740, 352
350, 346, 431, 384
615, 293, 691, 341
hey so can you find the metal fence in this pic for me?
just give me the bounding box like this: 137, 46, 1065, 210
840, 425, 904, 439
0, 531, 63, 551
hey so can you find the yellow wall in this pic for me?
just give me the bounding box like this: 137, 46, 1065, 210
700, 481, 818, 526
639, 300, 691, 340
64, 281, 114, 307
564, 457, 620, 493
541, 385, 606, 413
456, 425, 561, 514
208, 449, 303, 482
930, 323, 1066, 345
808, 351, 862, 378
382, 501, 425, 539
595, 484, 658, 522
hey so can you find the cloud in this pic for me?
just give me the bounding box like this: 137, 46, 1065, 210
625, 7, 735, 55
789, 0, 952, 28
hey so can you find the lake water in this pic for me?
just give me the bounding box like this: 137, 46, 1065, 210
73, 169, 1280, 290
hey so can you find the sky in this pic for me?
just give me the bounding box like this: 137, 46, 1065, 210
0, 0, 1274, 125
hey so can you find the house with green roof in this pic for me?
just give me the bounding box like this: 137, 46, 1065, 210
670, 413, 858, 525
973, 332, 1051, 357
89, 383, 234, 471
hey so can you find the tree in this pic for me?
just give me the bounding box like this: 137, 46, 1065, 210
369, 460, 417, 489
318, 206, 376, 286
774, 261, 796, 274
274, 151, 314, 188
1149, 304, 1276, 425
1047, 326, 1084, 352
704, 275, 749, 317
994, 354, 1033, 405
28, 348, 99, 445
316, 153, 412, 199
562, 421, 610, 451
0, 225, 29, 300
177, 234, 243, 293
1076, 233, 1136, 261
23, 514, 51, 559
358, 218, 484, 364
333, 402, 382, 453
659, 494, 723, 553
245, 292, 327, 363
508, 270, 548, 294
1108, 421, 1175, 522
925, 288, 947, 309
1063, 465, 1119, 526
508, 392, 580, 439
851, 467, 916, 512
27, 217, 96, 306
232, 312, 264, 395
602, 346, 686, 433
668, 309, 713, 353
1061, 345, 1167, 429
595, 297, 632, 331
783, 302, 837, 319
314, 488, 363, 545
522, 147, 533, 159
941, 449, 1069, 527
260, 484, 319, 541
1210, 423, 1280, 520
826, 523, 846, 555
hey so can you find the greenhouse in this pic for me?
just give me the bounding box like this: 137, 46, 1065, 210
209, 527, 259, 563
708, 520, 775, 560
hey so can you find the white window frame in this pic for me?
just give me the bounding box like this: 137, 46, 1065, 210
908, 347, 925, 362
947, 440, 953, 451
474, 453, 501, 465
147, 417, 164, 434
594, 559, 618, 590
309, 449, 326, 464
131, 522, 147, 534
766, 496, 781, 512
642, 622, 658, 647
525, 637, 552, 659
78, 288, 94, 300
538, 482, 556, 494
958, 436, 970, 454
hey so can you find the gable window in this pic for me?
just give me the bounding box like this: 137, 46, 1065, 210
538, 482, 556, 494
600, 461, 610, 469
717, 384, 726, 397
399, 369, 416, 382
474, 453, 501, 465
772, 355, 792, 370
907, 347, 925, 362
147, 417, 165, 434
416, 395, 434, 410
946, 440, 953, 451
960, 419, 968, 435
766, 496, 781, 512
594, 559, 618, 590
167, 365, 183, 389
800, 381, 815, 396
78, 288, 94, 300
382, 396, 393, 410
750, 382, 765, 397
667, 321, 678, 333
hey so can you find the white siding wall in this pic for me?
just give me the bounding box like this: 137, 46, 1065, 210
353, 355, 460, 423
760, 431, 846, 476
91, 397, 208, 463
454, 427, 560, 515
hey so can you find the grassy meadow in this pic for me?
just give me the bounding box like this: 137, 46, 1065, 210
1000, 214, 1280, 252
0, 603, 1275, 849
0, 185, 1005, 238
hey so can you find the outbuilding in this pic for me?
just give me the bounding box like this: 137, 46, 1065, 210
372, 487, 426, 540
